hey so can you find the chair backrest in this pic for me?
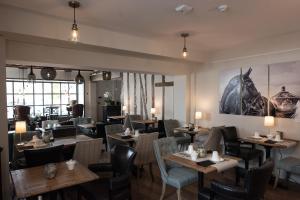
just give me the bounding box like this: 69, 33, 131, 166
24, 145, 64, 167
245, 160, 274, 199
52, 125, 77, 138
129, 115, 144, 130
163, 119, 180, 137
72, 104, 84, 118
134, 132, 159, 165
105, 124, 124, 150
153, 137, 178, 182
73, 138, 103, 166
222, 126, 238, 142
111, 145, 136, 175
13, 131, 41, 160
203, 127, 223, 151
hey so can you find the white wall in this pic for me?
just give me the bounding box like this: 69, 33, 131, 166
0, 37, 9, 199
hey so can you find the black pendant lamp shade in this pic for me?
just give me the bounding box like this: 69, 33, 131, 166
75, 70, 85, 84
102, 71, 112, 80
41, 67, 57, 80
27, 66, 36, 82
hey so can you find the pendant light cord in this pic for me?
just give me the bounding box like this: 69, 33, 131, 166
73, 5, 76, 24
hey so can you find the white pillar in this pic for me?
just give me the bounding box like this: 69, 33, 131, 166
0, 36, 9, 199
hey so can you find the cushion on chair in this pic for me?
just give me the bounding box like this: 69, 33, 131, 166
166, 167, 198, 188
278, 157, 300, 174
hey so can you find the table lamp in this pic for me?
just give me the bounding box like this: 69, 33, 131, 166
122, 105, 127, 115
151, 107, 156, 120
264, 116, 274, 135
195, 111, 202, 127
15, 121, 27, 145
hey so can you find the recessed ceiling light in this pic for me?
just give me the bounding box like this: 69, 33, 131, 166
217, 4, 228, 12
175, 4, 193, 15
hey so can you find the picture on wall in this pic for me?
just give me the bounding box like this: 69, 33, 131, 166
219, 61, 300, 119
270, 61, 300, 119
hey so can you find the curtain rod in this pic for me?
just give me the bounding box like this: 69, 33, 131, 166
6, 64, 95, 72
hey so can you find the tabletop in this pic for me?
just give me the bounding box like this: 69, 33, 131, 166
17, 135, 93, 152
131, 120, 156, 125
77, 123, 96, 129
108, 115, 125, 120
164, 153, 240, 174
239, 137, 297, 149
107, 133, 137, 143
11, 162, 98, 199
174, 127, 210, 135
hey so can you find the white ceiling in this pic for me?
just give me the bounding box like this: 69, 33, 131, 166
1, 0, 300, 54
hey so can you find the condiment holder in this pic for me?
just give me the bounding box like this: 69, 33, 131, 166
44, 163, 57, 179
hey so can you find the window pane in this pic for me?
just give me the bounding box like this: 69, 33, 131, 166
14, 95, 24, 105
69, 94, 77, 102
78, 84, 84, 104
14, 82, 23, 94
69, 84, 76, 93
52, 83, 60, 93
44, 94, 52, 105
35, 95, 43, 105
24, 82, 33, 94
34, 83, 43, 93
6, 82, 13, 93
24, 95, 34, 105
7, 107, 14, 119
44, 83, 52, 93
53, 94, 60, 104
7, 95, 13, 106
29, 106, 34, 117
61, 94, 69, 104
61, 83, 69, 94
35, 106, 44, 116
61, 105, 68, 115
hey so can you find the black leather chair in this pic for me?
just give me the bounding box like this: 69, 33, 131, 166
52, 125, 77, 138
24, 145, 64, 167
198, 160, 274, 200
79, 145, 137, 200
222, 127, 263, 170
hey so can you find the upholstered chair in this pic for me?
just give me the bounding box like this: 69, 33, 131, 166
163, 119, 190, 149
153, 137, 198, 200
14, 105, 30, 124
134, 132, 159, 180
199, 160, 274, 200
72, 104, 84, 118
202, 127, 223, 152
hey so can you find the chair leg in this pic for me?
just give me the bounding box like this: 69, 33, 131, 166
245, 160, 249, 170
285, 172, 290, 189
235, 167, 240, 185
273, 169, 280, 189
258, 155, 262, 167
149, 163, 154, 182
177, 188, 181, 200
160, 182, 166, 200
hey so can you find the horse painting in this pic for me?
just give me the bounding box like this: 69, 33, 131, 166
220, 68, 273, 116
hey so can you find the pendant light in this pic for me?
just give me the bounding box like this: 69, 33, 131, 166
181, 33, 189, 58
69, 1, 80, 42
27, 66, 36, 82
75, 70, 85, 84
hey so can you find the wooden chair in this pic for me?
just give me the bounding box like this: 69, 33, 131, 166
134, 132, 159, 180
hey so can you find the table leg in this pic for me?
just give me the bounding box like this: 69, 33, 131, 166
198, 171, 204, 189
145, 124, 149, 132
264, 146, 272, 159
190, 134, 195, 143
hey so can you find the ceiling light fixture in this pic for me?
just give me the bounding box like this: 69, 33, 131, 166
27, 66, 36, 82
217, 4, 228, 12
181, 33, 189, 58
69, 1, 80, 42
75, 70, 85, 84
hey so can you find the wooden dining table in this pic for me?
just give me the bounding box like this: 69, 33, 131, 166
108, 115, 125, 123
164, 153, 240, 200
174, 127, 210, 143
10, 162, 99, 199
107, 133, 137, 147
131, 119, 156, 131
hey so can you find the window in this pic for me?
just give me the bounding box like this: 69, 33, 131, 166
6, 79, 85, 119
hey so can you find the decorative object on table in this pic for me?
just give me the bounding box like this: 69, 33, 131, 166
75, 70, 85, 84
42, 130, 53, 143
44, 163, 57, 179
15, 121, 27, 146
134, 129, 139, 137
124, 128, 131, 136
264, 115, 275, 134
211, 151, 224, 162
69, 0, 80, 42
195, 111, 202, 127
103, 91, 113, 105
191, 150, 198, 161
197, 145, 206, 158
41, 67, 56, 80
188, 123, 194, 131
102, 71, 112, 80
27, 66, 36, 82
181, 33, 189, 58
66, 159, 76, 170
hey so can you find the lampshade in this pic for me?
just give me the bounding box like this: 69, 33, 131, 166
264, 116, 275, 127
122, 105, 127, 111
150, 108, 156, 114
15, 121, 27, 134
195, 111, 203, 120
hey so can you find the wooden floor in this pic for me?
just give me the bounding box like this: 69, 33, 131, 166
64, 163, 300, 200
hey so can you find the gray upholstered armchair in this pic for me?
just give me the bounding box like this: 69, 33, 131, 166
153, 137, 198, 200
163, 119, 190, 148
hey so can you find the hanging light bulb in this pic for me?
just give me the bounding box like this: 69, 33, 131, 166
69, 1, 80, 42
181, 33, 189, 58
27, 66, 36, 82
75, 70, 85, 84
